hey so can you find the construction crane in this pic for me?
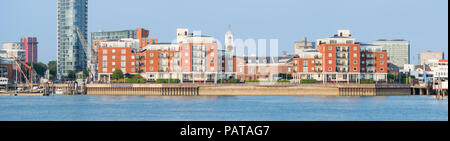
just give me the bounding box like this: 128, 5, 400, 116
13, 56, 33, 90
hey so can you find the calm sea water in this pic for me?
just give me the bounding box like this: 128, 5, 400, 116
0, 95, 447, 121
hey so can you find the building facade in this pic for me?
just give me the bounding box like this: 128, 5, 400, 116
294, 37, 315, 55
292, 30, 388, 83
419, 51, 444, 66
372, 39, 410, 68
96, 28, 219, 83
57, 0, 88, 79
91, 28, 157, 80
1, 42, 26, 61
21, 37, 38, 63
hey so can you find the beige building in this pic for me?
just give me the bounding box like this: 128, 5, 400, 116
294, 37, 315, 55
420, 51, 444, 65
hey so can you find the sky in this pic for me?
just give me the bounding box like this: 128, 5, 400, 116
0, 0, 448, 64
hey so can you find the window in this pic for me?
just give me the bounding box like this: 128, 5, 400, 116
149, 53, 154, 57
112, 62, 116, 66
362, 61, 365, 64
328, 67, 332, 71
353, 53, 357, 58
328, 46, 332, 50
121, 49, 126, 54
353, 67, 357, 71
185, 52, 189, 57
131, 68, 135, 72
131, 62, 135, 65
103, 50, 107, 54
185, 45, 189, 50
184, 60, 188, 64
328, 53, 332, 57
112, 56, 116, 59
149, 67, 153, 71
353, 46, 357, 51
380, 61, 384, 65
131, 56, 135, 59
354, 60, 357, 64
380, 54, 384, 58
102, 68, 107, 73
211, 52, 214, 57
328, 60, 332, 64
380, 68, 384, 72
362, 54, 365, 57
150, 60, 154, 64
112, 49, 116, 53
303, 61, 308, 67
210, 67, 214, 71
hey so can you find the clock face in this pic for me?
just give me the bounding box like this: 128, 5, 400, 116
227, 45, 233, 51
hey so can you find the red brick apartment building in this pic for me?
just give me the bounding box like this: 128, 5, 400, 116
96, 28, 219, 82
292, 30, 388, 83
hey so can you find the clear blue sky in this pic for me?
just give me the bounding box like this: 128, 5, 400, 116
0, 0, 448, 64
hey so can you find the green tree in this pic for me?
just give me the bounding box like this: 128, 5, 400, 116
31, 62, 47, 77
67, 70, 76, 81
112, 69, 124, 80
82, 70, 90, 79
47, 61, 57, 80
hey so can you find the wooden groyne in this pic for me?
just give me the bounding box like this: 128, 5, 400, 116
85, 83, 412, 96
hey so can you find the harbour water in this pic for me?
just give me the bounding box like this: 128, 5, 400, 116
0, 95, 447, 121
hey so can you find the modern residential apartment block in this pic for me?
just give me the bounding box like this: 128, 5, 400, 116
96, 28, 218, 82
292, 30, 388, 83
90, 28, 157, 80
57, 0, 88, 79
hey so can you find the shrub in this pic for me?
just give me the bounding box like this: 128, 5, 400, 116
156, 79, 180, 83
112, 69, 124, 80
360, 79, 374, 83
301, 79, 317, 83
246, 80, 260, 83
277, 80, 291, 83
219, 78, 239, 83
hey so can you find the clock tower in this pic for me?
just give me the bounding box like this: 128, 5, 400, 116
225, 25, 234, 54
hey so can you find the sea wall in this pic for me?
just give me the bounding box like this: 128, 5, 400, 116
85, 83, 411, 96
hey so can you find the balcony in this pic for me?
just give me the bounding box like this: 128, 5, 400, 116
336, 62, 347, 66
336, 55, 347, 59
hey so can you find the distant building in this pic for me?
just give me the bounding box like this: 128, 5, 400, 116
0, 57, 15, 85
1, 42, 26, 61
419, 51, 444, 65
294, 37, 315, 55
372, 39, 410, 68
21, 37, 38, 63
57, 0, 88, 79
430, 59, 448, 90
